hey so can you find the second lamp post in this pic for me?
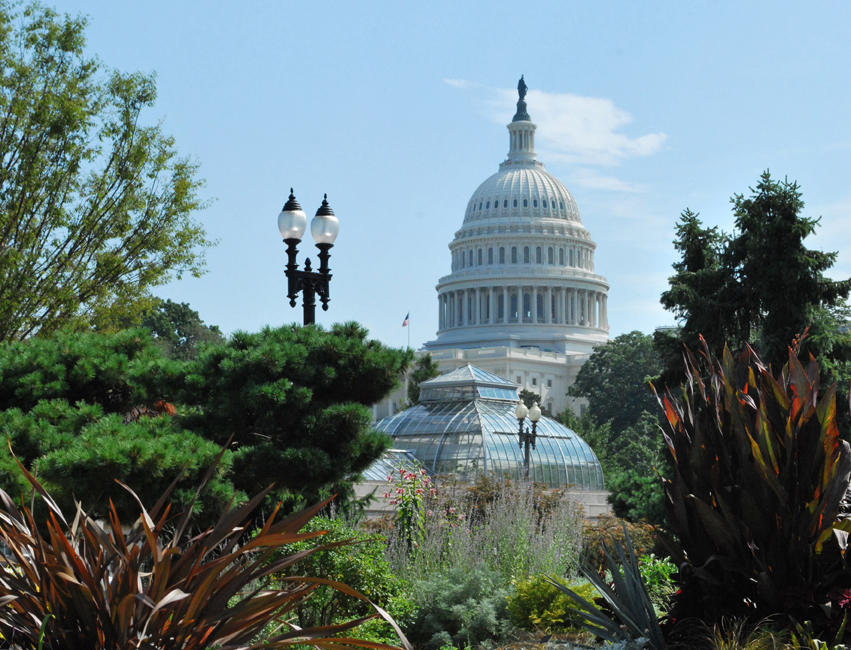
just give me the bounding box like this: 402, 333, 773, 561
515, 400, 542, 480
277, 189, 340, 325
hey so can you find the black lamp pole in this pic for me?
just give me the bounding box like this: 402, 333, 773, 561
278, 190, 339, 326
515, 401, 542, 480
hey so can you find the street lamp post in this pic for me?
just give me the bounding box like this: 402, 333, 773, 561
277, 189, 340, 325
515, 400, 542, 480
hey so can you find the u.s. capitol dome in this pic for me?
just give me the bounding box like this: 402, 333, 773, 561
423, 77, 609, 417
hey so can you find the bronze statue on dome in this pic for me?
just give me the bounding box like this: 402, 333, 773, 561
518, 75, 528, 100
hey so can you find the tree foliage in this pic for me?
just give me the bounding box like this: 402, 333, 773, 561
658, 172, 851, 386
406, 353, 440, 405
0, 323, 411, 522
0, 2, 212, 341
562, 333, 667, 526
569, 331, 662, 433
137, 298, 225, 360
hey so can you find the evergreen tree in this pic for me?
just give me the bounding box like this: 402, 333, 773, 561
658, 172, 851, 385
0, 323, 412, 521
178, 322, 413, 510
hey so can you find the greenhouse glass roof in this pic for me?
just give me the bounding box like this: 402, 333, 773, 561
373, 364, 604, 490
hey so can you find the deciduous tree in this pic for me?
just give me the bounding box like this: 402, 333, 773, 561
0, 2, 212, 341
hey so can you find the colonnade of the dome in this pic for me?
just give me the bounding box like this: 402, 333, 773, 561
451, 240, 594, 272
437, 286, 607, 332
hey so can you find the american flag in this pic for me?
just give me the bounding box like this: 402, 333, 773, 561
402, 312, 409, 327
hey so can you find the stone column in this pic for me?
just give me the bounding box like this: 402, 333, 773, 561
546, 286, 552, 324
461, 290, 467, 326
475, 288, 480, 325
489, 287, 494, 324
438, 294, 444, 330
603, 294, 608, 330
502, 286, 508, 323
532, 286, 538, 324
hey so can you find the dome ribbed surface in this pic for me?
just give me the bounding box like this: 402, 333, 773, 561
464, 167, 581, 225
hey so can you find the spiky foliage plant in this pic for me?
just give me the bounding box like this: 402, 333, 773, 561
546, 523, 666, 650
659, 342, 851, 635
0, 449, 411, 650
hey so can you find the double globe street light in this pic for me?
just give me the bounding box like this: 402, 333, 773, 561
277, 189, 340, 325
515, 400, 542, 480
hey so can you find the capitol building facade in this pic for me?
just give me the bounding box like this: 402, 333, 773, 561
422, 78, 609, 416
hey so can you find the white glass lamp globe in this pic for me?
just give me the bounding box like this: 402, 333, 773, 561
311, 194, 339, 245
515, 401, 528, 420
278, 189, 307, 241
529, 402, 542, 423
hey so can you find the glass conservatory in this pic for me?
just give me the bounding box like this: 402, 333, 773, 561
373, 365, 604, 490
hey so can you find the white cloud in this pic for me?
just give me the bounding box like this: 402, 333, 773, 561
443, 78, 474, 89
570, 168, 643, 193
489, 88, 667, 166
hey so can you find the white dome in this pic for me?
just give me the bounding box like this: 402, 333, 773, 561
464, 166, 581, 225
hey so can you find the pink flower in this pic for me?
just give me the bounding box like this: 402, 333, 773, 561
451, 523, 456, 528
420, 469, 427, 475
399, 468, 405, 475
416, 489, 423, 494
396, 488, 404, 494
449, 507, 456, 514
386, 476, 392, 482
458, 513, 466, 520
382, 493, 389, 498
430, 489, 436, 495
427, 510, 434, 516
389, 500, 397, 505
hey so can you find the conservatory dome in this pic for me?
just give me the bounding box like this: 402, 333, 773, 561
373, 365, 604, 490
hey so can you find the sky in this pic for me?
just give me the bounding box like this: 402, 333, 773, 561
46, 0, 851, 351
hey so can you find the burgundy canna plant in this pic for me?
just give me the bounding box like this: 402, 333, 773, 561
658, 340, 851, 636
0, 445, 412, 650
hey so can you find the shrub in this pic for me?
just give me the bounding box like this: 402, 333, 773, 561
582, 515, 659, 572
638, 555, 677, 615
273, 515, 415, 643
387, 475, 583, 584
407, 566, 513, 650
507, 574, 599, 633
659, 344, 851, 635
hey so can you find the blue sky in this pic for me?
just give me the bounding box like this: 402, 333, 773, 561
49, 0, 851, 350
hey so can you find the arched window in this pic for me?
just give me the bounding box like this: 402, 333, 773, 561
551, 294, 557, 320
486, 201, 490, 209
523, 246, 530, 264
488, 248, 494, 265
511, 247, 518, 263
535, 247, 542, 264
499, 247, 505, 264
523, 199, 528, 208
504, 199, 508, 208
559, 248, 565, 266
536, 294, 544, 320
523, 293, 531, 320
548, 247, 554, 265
469, 250, 473, 267
479, 202, 482, 210
498, 294, 505, 320
543, 200, 548, 209
560, 201, 564, 210
510, 294, 518, 320
533, 199, 538, 208
477, 249, 482, 266
513, 199, 518, 208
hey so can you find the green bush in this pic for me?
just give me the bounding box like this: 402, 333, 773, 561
273, 516, 414, 643
507, 574, 599, 633
638, 554, 677, 615
408, 567, 514, 650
